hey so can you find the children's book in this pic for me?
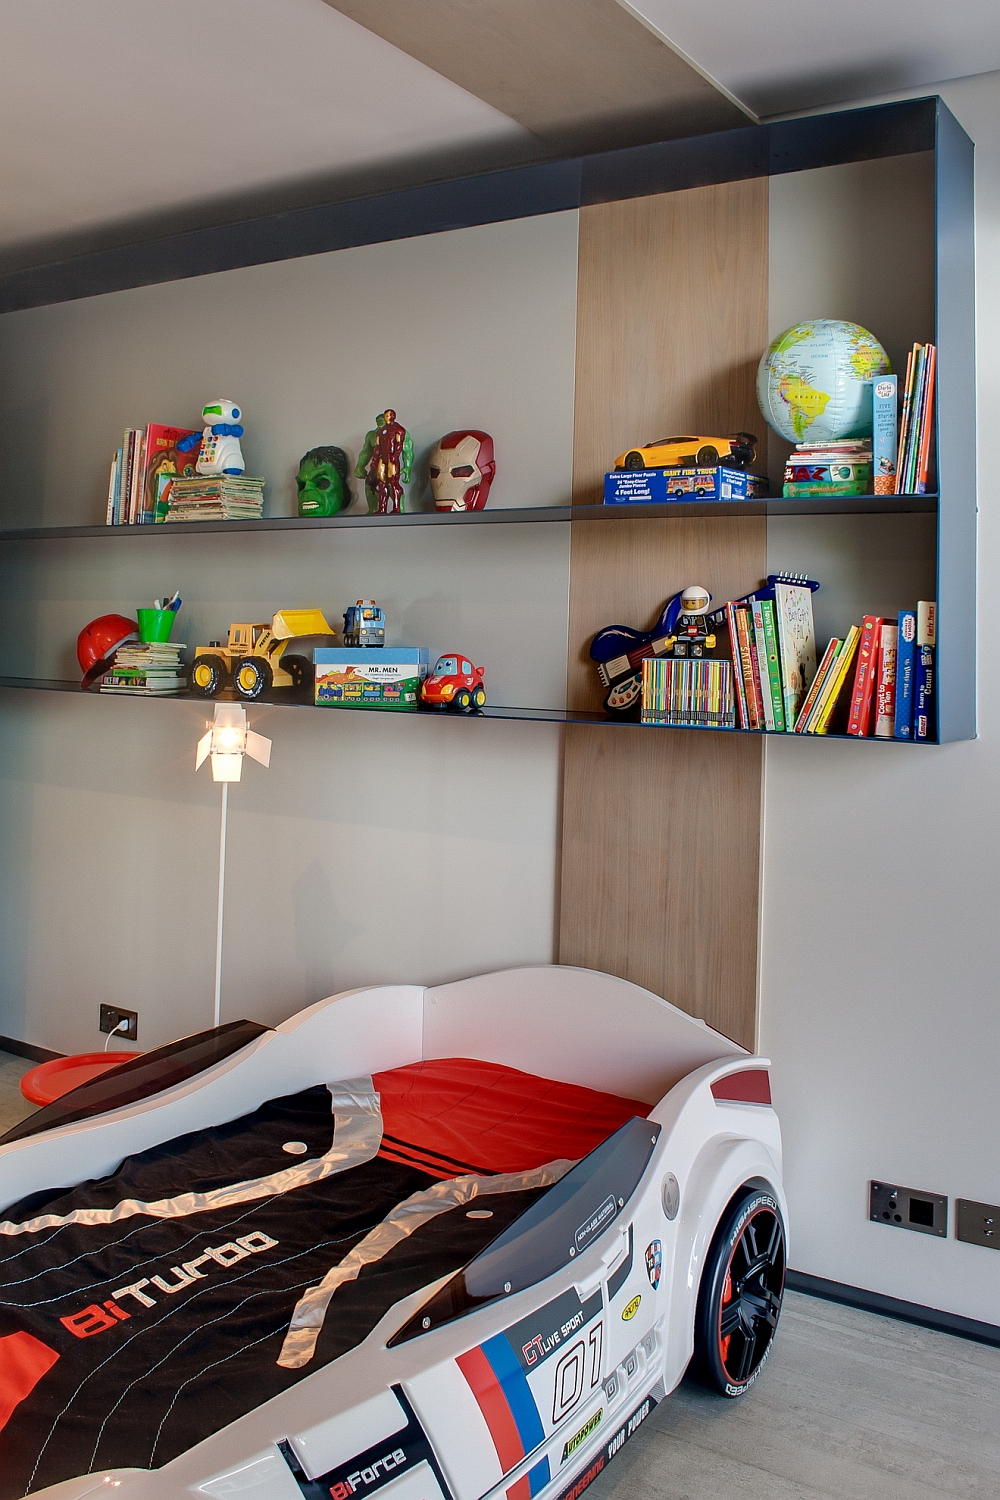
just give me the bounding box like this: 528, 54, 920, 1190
811, 625, 861, 734
751, 600, 785, 731
872, 374, 897, 495
738, 607, 765, 729
725, 602, 750, 729
873, 622, 898, 738
139, 424, 200, 524
794, 637, 840, 731
846, 615, 883, 736
894, 609, 917, 737
914, 600, 936, 740
773, 581, 817, 731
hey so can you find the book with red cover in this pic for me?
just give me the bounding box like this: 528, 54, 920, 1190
735, 605, 763, 729
874, 622, 898, 737
139, 424, 200, 523
847, 615, 883, 735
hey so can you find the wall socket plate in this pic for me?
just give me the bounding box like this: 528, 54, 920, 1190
955, 1198, 1000, 1250
99, 1004, 138, 1042
870, 1180, 947, 1237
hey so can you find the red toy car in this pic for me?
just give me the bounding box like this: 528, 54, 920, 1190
421, 651, 486, 711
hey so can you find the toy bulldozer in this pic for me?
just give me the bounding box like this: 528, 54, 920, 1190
189, 608, 336, 700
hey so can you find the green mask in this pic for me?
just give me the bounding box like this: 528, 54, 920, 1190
296, 446, 350, 517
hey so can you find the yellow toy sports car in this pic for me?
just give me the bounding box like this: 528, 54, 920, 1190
615, 432, 757, 470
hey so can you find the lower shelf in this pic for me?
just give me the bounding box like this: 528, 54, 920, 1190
0, 676, 937, 742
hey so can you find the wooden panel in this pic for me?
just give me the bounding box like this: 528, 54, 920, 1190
323, 0, 748, 154
559, 180, 769, 1050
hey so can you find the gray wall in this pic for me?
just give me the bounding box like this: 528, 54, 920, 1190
0, 211, 578, 1049
760, 75, 1000, 1324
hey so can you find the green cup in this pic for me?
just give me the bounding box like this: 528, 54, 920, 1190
137, 608, 175, 643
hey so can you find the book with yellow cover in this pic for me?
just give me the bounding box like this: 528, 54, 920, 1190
811, 625, 862, 734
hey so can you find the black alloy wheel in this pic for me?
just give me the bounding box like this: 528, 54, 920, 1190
232, 657, 273, 701
189, 653, 228, 697
693, 1188, 785, 1397
623, 451, 645, 470
696, 445, 720, 465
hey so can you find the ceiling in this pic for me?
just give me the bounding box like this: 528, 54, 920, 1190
1, 0, 997, 275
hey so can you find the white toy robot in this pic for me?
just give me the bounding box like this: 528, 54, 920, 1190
177, 399, 246, 476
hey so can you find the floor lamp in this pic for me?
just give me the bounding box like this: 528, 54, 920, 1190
195, 703, 271, 1029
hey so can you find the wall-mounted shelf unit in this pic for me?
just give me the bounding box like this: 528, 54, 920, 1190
0, 92, 976, 1051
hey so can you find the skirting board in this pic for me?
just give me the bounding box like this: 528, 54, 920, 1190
787, 1269, 1000, 1350
0, 1035, 63, 1063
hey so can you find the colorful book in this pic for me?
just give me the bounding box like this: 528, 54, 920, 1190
139, 424, 200, 524
872, 374, 897, 494
916, 345, 937, 494
773, 581, 817, 731
129, 428, 146, 523
846, 615, 883, 736
811, 625, 861, 734
794, 637, 840, 731
725, 602, 750, 729
914, 600, 936, 741
873, 623, 898, 738
752, 599, 785, 732
738, 607, 765, 729
105, 450, 121, 526
894, 609, 917, 738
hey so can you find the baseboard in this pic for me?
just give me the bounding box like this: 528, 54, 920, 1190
787, 1269, 1000, 1350
0, 1035, 63, 1064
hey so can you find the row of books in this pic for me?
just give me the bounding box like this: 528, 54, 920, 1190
783, 439, 871, 497
799, 603, 936, 740
106, 425, 199, 525
99, 642, 187, 695
641, 658, 736, 728
895, 342, 937, 495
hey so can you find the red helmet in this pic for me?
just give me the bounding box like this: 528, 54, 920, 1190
77, 613, 139, 685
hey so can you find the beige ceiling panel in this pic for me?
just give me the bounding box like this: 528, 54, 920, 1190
322, 0, 749, 152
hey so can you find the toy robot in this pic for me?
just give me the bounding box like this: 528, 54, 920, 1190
355, 409, 413, 515
428, 430, 496, 511
177, 399, 246, 476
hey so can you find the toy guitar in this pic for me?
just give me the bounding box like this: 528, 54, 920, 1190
590, 592, 696, 716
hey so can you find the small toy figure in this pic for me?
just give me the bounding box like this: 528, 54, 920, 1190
590, 585, 716, 717
428, 430, 496, 511
355, 410, 413, 514
343, 600, 385, 647
421, 652, 486, 711
296, 446, 351, 517
177, 400, 246, 476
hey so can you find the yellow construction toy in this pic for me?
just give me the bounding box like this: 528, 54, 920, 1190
189, 608, 336, 700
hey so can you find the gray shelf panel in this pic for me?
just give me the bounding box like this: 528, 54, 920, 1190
0, 676, 938, 742
0, 494, 939, 541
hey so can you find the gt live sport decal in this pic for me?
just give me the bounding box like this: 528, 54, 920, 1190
644, 1240, 662, 1290
278, 1387, 453, 1500
552, 1396, 657, 1500
457, 1286, 605, 1498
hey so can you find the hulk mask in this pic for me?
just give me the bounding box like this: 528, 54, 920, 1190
296, 446, 351, 517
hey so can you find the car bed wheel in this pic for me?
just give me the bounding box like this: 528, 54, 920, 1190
696, 445, 719, 465
623, 451, 645, 469
189, 654, 227, 697
233, 657, 273, 700
693, 1187, 785, 1398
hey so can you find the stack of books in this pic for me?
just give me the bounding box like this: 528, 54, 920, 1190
99, 642, 187, 696
896, 342, 937, 494
162, 475, 265, 522
783, 440, 872, 497
641, 658, 735, 728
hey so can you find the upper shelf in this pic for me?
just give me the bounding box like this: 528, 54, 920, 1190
0, 494, 939, 541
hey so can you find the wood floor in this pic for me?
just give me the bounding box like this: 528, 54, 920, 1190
0, 1053, 997, 1495
592, 1292, 1000, 1500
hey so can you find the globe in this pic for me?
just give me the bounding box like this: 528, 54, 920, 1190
757, 319, 891, 445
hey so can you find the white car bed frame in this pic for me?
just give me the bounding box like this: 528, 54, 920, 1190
0, 965, 786, 1500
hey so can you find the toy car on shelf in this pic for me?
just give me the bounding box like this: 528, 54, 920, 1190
614, 433, 757, 471
0, 965, 787, 1500
343, 599, 386, 647
189, 608, 336, 700
421, 652, 486, 710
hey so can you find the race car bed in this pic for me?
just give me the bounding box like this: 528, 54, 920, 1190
0, 965, 787, 1500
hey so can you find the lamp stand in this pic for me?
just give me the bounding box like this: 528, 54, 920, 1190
213, 781, 229, 1030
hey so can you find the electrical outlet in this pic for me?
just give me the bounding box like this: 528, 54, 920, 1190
956, 1199, 1000, 1250
870, 1180, 947, 1238
99, 1004, 138, 1042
